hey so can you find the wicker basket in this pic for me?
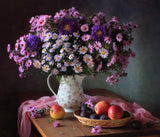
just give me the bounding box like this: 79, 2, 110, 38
74, 110, 132, 128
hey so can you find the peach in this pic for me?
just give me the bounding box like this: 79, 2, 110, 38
50, 104, 65, 119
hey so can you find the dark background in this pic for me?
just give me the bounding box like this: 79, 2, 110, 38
1, 0, 160, 136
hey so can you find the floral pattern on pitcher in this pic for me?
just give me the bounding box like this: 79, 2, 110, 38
56, 75, 85, 112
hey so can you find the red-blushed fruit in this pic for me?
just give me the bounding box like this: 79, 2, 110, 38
50, 104, 65, 119
94, 101, 110, 115
108, 105, 124, 120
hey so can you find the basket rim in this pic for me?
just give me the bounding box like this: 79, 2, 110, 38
73, 110, 133, 122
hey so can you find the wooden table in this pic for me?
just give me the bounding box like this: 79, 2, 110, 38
18, 89, 160, 137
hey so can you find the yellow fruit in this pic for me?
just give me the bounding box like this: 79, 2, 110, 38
50, 104, 65, 119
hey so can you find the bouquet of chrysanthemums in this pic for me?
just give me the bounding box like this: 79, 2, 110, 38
7, 7, 137, 85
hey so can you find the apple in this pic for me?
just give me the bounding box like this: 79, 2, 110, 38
108, 105, 124, 120
50, 104, 65, 119
94, 101, 110, 115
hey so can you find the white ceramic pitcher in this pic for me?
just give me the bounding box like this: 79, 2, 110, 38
47, 74, 85, 112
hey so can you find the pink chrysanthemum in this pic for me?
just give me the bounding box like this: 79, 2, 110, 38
104, 37, 112, 44
88, 43, 94, 54
74, 64, 83, 73
106, 75, 119, 85
7, 44, 11, 53
131, 52, 136, 58
107, 55, 117, 67
53, 121, 61, 127
96, 62, 102, 72
25, 60, 32, 68
116, 33, 123, 42
91, 126, 102, 134
92, 16, 100, 25
80, 24, 89, 32
87, 61, 94, 68
81, 34, 91, 41
94, 41, 102, 51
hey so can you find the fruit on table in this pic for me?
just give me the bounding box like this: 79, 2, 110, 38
50, 104, 65, 119
130, 120, 143, 129
108, 105, 124, 120
94, 101, 110, 115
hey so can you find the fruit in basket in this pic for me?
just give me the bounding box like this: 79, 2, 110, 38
94, 101, 110, 115
99, 114, 110, 120
50, 104, 65, 119
123, 111, 130, 118
89, 113, 99, 119
108, 105, 124, 120
81, 104, 88, 112
80, 111, 90, 118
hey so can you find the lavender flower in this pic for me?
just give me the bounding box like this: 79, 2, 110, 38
85, 99, 94, 109
91, 25, 107, 41
58, 18, 78, 35
91, 126, 102, 134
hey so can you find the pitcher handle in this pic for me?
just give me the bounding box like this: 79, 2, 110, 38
47, 73, 57, 97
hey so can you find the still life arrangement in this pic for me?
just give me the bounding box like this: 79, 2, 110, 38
13, 7, 160, 137
7, 7, 137, 112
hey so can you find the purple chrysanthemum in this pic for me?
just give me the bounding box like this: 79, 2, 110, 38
91, 25, 107, 41
27, 35, 41, 50
58, 18, 78, 35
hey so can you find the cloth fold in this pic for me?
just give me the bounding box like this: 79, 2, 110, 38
18, 94, 160, 137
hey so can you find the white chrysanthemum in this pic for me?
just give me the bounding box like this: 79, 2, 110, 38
52, 33, 58, 39
46, 32, 52, 38
60, 48, 64, 53
70, 61, 76, 66
42, 42, 51, 49
46, 55, 52, 61
64, 42, 71, 48
73, 32, 80, 38
61, 66, 67, 72
41, 60, 45, 65
49, 60, 54, 65
52, 68, 58, 75
83, 54, 93, 63
57, 63, 62, 68
33, 60, 41, 69
61, 35, 69, 41
42, 65, 50, 72
69, 54, 74, 60
73, 44, 79, 49
44, 36, 50, 42
42, 48, 47, 54
49, 48, 54, 53
56, 39, 63, 46
79, 46, 88, 54
52, 44, 59, 49
99, 48, 109, 58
